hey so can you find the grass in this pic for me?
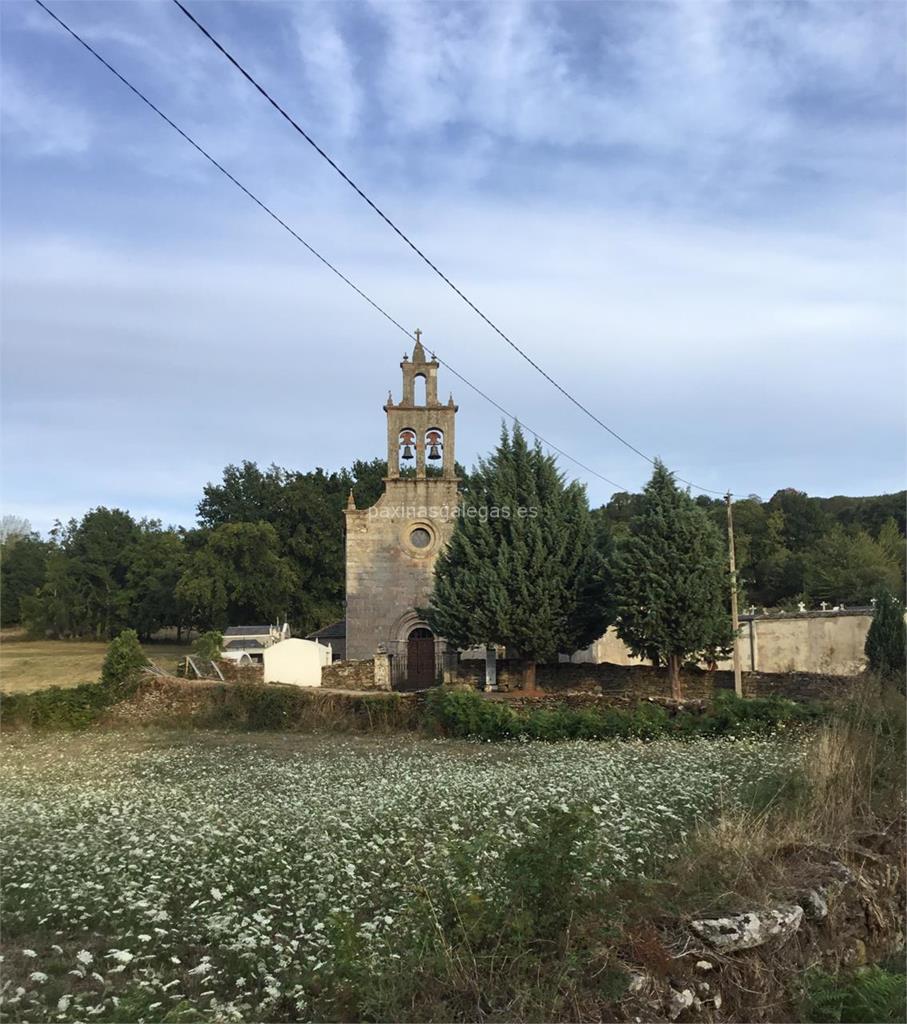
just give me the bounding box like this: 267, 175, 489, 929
0, 632, 188, 693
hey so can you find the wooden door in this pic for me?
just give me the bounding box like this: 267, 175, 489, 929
407, 628, 436, 688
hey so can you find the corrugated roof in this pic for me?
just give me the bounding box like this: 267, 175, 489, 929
224, 625, 272, 636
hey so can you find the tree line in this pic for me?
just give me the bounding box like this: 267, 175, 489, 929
0, 460, 387, 638
594, 485, 905, 609
427, 427, 905, 697
1, 447, 903, 646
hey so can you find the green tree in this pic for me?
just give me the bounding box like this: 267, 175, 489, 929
125, 523, 189, 639
21, 510, 140, 638
816, 491, 906, 537
176, 522, 297, 629
0, 515, 33, 545
768, 488, 829, 550
67, 508, 139, 637
876, 518, 906, 597
197, 459, 388, 633
101, 628, 148, 700
426, 424, 612, 689
612, 461, 732, 699
0, 534, 50, 626
805, 523, 901, 605
864, 590, 906, 681
193, 630, 224, 662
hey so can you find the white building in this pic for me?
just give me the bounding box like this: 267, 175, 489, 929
222, 623, 290, 663
263, 638, 332, 688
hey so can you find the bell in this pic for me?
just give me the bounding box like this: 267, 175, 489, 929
402, 444, 414, 460
428, 444, 441, 460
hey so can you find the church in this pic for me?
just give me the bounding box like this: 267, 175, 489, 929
343, 334, 459, 687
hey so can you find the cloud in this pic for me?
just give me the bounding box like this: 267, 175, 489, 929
2, 181, 902, 531
0, 70, 94, 156
1, 0, 904, 533
288, 4, 362, 140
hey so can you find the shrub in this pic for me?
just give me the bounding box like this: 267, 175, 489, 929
423, 687, 822, 743
193, 630, 224, 663
0, 682, 111, 730
801, 965, 907, 1023
100, 629, 149, 701
424, 687, 519, 740
696, 691, 820, 737
865, 589, 906, 683
208, 682, 422, 734
239, 682, 293, 730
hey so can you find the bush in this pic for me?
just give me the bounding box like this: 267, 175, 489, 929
100, 629, 148, 701
865, 589, 906, 683
423, 687, 823, 743
801, 965, 907, 1023
193, 630, 224, 662
696, 691, 821, 736
424, 687, 519, 740
207, 682, 422, 734
0, 682, 112, 730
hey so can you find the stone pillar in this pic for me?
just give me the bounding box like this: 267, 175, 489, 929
441, 647, 458, 685
373, 648, 392, 691
484, 646, 498, 691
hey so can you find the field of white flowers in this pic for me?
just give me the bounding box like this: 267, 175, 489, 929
0, 732, 805, 1022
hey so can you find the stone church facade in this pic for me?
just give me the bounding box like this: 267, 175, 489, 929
344, 334, 458, 685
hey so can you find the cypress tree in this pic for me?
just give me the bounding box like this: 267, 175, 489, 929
426, 424, 611, 690
613, 461, 732, 699
865, 588, 906, 682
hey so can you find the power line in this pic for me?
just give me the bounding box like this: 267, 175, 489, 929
32, 0, 627, 494
170, 0, 732, 498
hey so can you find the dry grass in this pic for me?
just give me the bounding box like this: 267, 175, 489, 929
662, 677, 906, 915
0, 632, 189, 694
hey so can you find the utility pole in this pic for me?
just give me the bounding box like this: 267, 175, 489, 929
725, 493, 743, 697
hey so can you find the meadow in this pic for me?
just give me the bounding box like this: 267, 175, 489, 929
0, 730, 806, 1023
0, 634, 188, 693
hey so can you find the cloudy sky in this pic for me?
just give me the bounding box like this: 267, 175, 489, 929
2, 0, 904, 533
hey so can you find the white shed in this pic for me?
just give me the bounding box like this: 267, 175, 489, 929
262, 638, 331, 688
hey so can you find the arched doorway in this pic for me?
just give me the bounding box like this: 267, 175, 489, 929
406, 627, 436, 689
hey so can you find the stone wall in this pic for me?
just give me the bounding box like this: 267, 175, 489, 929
571, 611, 877, 677
456, 658, 861, 702
322, 658, 378, 691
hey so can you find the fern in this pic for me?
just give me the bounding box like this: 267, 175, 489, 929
802, 965, 907, 1023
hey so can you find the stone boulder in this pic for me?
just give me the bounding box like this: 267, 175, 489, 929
690, 903, 803, 952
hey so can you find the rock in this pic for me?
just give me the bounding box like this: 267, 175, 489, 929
627, 972, 648, 994
668, 987, 695, 1020
847, 938, 867, 966
799, 889, 829, 921
690, 904, 804, 952
820, 861, 857, 903
829, 860, 856, 886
